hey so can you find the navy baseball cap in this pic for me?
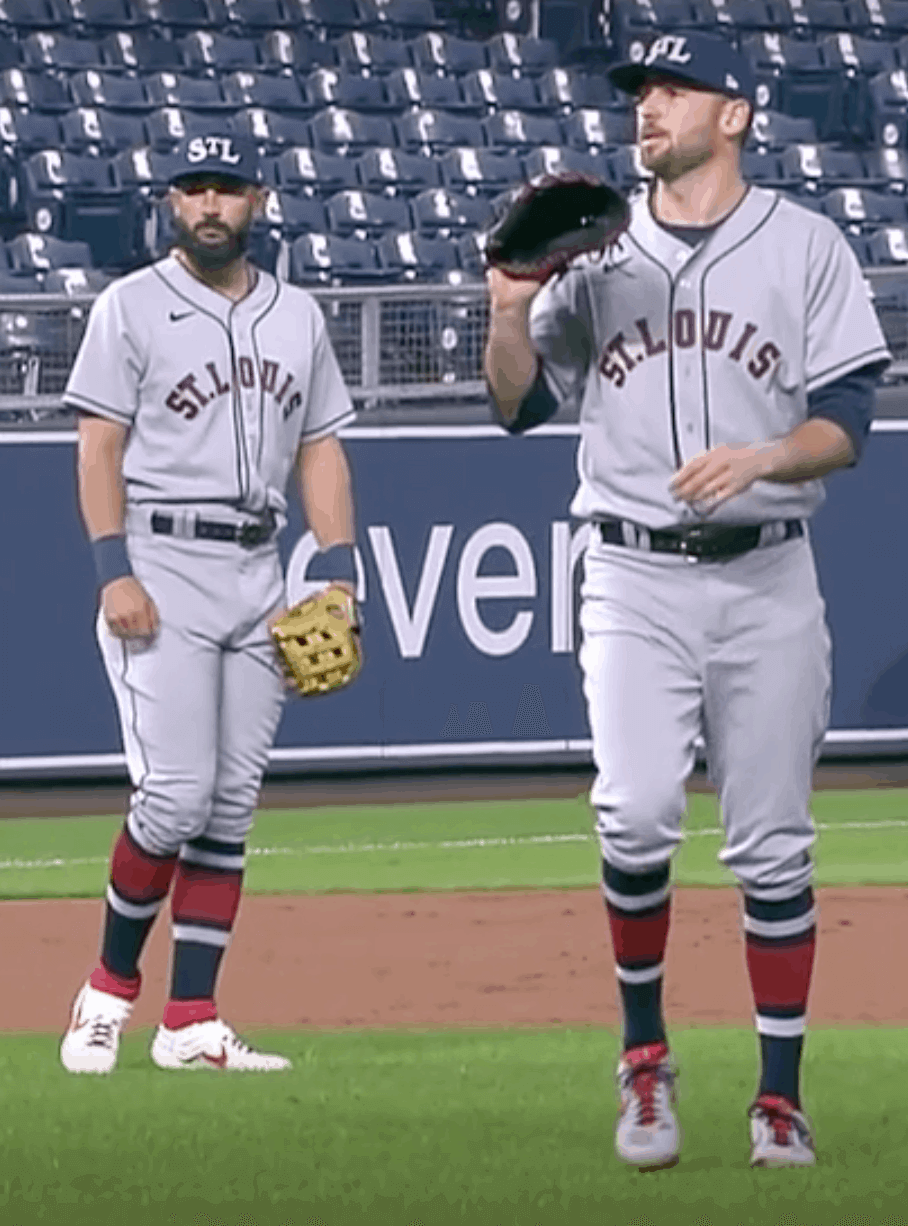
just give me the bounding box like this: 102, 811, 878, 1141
168, 132, 262, 187
609, 32, 756, 106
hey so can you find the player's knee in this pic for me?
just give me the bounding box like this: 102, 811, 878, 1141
593, 784, 684, 873
723, 843, 814, 898
131, 775, 215, 853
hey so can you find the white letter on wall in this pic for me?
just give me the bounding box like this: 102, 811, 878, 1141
457, 522, 536, 657
368, 524, 453, 658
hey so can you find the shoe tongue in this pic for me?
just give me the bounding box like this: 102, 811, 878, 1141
625, 1042, 669, 1069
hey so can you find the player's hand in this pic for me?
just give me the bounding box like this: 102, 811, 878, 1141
101, 576, 160, 640
669, 443, 779, 512
486, 267, 544, 314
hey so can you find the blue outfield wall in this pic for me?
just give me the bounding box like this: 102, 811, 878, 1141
1, 421, 907, 776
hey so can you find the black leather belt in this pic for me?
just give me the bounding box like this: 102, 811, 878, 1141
150, 508, 276, 549
598, 517, 804, 561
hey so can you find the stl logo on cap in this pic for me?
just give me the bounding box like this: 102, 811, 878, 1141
644, 35, 693, 67
186, 136, 243, 165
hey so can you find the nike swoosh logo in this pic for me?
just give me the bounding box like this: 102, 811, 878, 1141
201, 1048, 228, 1068
170, 310, 194, 322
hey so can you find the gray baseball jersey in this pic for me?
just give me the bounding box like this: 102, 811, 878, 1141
64, 255, 354, 517
530, 186, 890, 526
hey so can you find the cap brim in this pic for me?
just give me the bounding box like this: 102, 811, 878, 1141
608, 61, 712, 96
169, 171, 255, 189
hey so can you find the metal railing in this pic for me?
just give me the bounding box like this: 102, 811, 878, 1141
3, 270, 908, 426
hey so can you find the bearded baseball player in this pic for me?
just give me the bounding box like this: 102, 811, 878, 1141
60, 131, 357, 1073
485, 33, 890, 1169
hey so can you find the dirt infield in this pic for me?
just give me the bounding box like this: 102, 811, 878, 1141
1, 885, 904, 1032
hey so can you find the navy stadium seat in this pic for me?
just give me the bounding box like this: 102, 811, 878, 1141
820, 33, 897, 76
854, 0, 908, 29
0, 0, 69, 30
770, 0, 853, 29
355, 146, 441, 193
383, 66, 468, 110
21, 33, 105, 72
102, 30, 187, 70
146, 106, 232, 150
70, 71, 154, 111
778, 144, 868, 191
309, 106, 395, 153
232, 107, 311, 149
395, 108, 485, 152
607, 145, 648, 191
304, 68, 391, 111
258, 29, 337, 72
438, 146, 523, 193
144, 73, 236, 111
0, 70, 72, 114
482, 110, 563, 151
867, 225, 908, 264
863, 145, 908, 191
333, 31, 412, 76
377, 230, 460, 281
741, 149, 786, 186
276, 145, 359, 192
43, 266, 114, 293
115, 144, 178, 189
707, 0, 776, 29
180, 31, 262, 72
408, 186, 488, 234
485, 33, 560, 77
747, 110, 818, 150
561, 107, 636, 151
356, 0, 439, 33
290, 0, 362, 32
536, 67, 622, 112
408, 30, 488, 75
741, 32, 825, 74
7, 233, 95, 273
325, 188, 411, 235
133, 0, 226, 31
455, 228, 486, 278
221, 0, 295, 31
60, 108, 149, 153
63, 0, 148, 29
265, 190, 328, 234
0, 108, 63, 153
221, 70, 309, 112
521, 144, 613, 180
820, 186, 908, 228
289, 232, 388, 284
460, 69, 544, 113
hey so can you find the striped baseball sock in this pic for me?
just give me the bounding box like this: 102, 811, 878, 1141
90, 823, 178, 1000
163, 835, 245, 1030
602, 859, 672, 1051
743, 886, 817, 1109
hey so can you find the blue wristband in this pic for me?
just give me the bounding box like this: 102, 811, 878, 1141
307, 543, 357, 585
92, 535, 132, 589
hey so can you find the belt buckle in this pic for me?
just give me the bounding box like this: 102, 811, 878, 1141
679, 525, 707, 562
237, 521, 262, 549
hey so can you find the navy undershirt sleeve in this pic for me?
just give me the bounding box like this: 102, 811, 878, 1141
492, 361, 561, 435
806, 360, 888, 463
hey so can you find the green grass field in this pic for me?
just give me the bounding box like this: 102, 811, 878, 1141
0, 788, 905, 1225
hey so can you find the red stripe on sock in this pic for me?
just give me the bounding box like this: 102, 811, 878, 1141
111, 828, 178, 903
162, 998, 218, 1030
171, 862, 243, 929
607, 898, 671, 966
746, 930, 816, 1011
90, 963, 141, 1001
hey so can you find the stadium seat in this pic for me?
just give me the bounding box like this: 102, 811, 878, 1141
866, 70, 908, 148
460, 69, 544, 113
21, 33, 105, 72
561, 107, 636, 151
863, 145, 908, 191
333, 31, 412, 76
62, 0, 148, 30
60, 107, 149, 154
377, 230, 461, 281
741, 148, 786, 186
265, 190, 328, 234
820, 33, 898, 76
220, 0, 294, 31
356, 0, 439, 33
221, 70, 309, 112
102, 30, 187, 70
408, 186, 488, 234
438, 146, 524, 194
485, 33, 560, 77
770, 0, 853, 29
747, 110, 818, 150
705, 0, 776, 29
521, 144, 613, 180
0, 70, 72, 114
741, 32, 825, 74
536, 67, 622, 112
146, 106, 232, 150
133, 0, 226, 31
0, 0, 69, 30
304, 68, 391, 111
383, 66, 468, 110
455, 228, 485, 278
325, 188, 411, 235
395, 108, 485, 153
290, 0, 362, 32
289, 232, 388, 284
778, 144, 869, 190
43, 266, 114, 293
867, 224, 908, 263
115, 144, 178, 189
181, 31, 262, 72
144, 73, 236, 111
607, 144, 649, 191
309, 106, 396, 153
820, 186, 908, 228
70, 70, 154, 111
482, 109, 563, 151
853, 0, 908, 30
7, 233, 94, 273
408, 30, 488, 75
258, 29, 337, 72
232, 107, 311, 149
276, 144, 359, 192
0, 108, 63, 154
356, 146, 441, 193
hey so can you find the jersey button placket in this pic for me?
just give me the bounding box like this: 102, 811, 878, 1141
672, 265, 704, 462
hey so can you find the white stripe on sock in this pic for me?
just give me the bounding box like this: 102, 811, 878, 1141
615, 962, 664, 985
172, 923, 230, 948
744, 909, 816, 940
107, 884, 161, 921
601, 882, 671, 912
756, 1013, 807, 1039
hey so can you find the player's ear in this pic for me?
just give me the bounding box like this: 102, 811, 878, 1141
250, 185, 267, 218
720, 97, 752, 143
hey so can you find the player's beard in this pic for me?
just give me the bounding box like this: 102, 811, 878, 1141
640, 134, 715, 183
172, 216, 251, 271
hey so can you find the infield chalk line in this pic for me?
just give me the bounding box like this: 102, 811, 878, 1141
0, 819, 905, 873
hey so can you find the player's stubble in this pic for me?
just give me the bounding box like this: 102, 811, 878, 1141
638, 97, 726, 184
170, 213, 253, 272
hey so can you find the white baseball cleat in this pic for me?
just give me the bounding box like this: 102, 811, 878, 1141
60, 982, 134, 1075
150, 1017, 292, 1071
614, 1041, 681, 1171
749, 1093, 817, 1167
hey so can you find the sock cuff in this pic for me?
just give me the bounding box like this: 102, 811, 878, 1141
91, 962, 142, 1001
162, 998, 218, 1030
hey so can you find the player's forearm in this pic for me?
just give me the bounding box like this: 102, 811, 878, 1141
76, 415, 128, 539
298, 434, 355, 547
483, 304, 540, 422
757, 418, 856, 483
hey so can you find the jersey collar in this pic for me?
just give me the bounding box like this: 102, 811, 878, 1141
630, 185, 779, 275
156, 253, 275, 320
